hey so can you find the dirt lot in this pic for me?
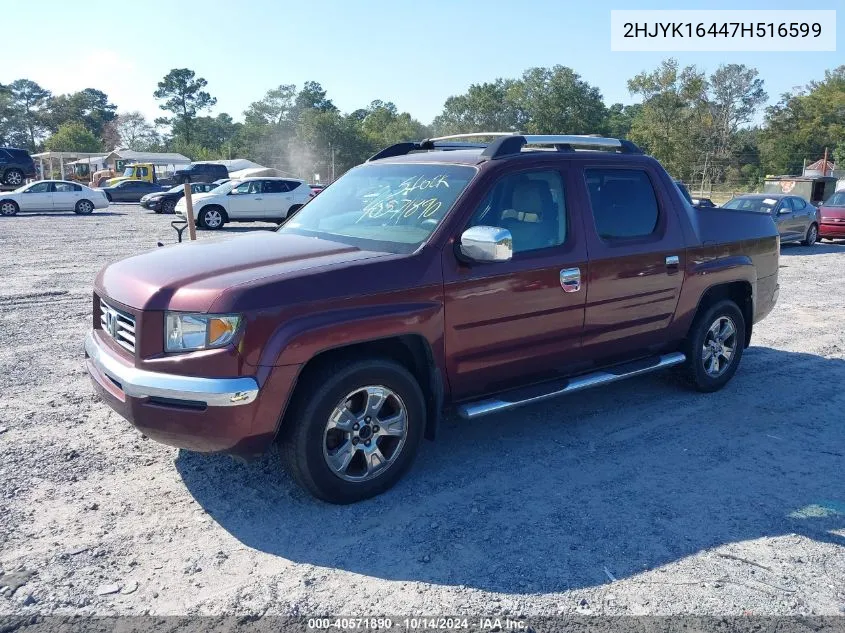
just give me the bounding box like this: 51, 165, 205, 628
0, 204, 844, 618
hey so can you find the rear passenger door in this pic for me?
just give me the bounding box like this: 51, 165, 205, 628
774, 198, 802, 241
579, 166, 686, 361
443, 165, 589, 399
52, 182, 82, 210
789, 197, 814, 237
260, 179, 290, 219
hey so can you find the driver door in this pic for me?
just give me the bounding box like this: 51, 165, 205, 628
19, 181, 54, 211
226, 180, 263, 218
442, 165, 588, 400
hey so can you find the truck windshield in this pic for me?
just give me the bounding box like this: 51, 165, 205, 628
123, 167, 135, 177
279, 163, 477, 253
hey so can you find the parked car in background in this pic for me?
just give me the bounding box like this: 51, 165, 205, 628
174, 177, 311, 229
0, 147, 37, 187
140, 182, 218, 214
818, 190, 845, 240
172, 163, 229, 184
98, 180, 166, 203
691, 197, 716, 208
309, 183, 325, 195
722, 193, 819, 246
0, 180, 108, 216
86, 133, 780, 503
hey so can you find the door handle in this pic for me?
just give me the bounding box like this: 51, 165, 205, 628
560, 267, 581, 293
666, 255, 680, 274
254, 197, 263, 200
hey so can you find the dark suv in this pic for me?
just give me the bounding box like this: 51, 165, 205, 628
0, 148, 37, 187
172, 163, 229, 184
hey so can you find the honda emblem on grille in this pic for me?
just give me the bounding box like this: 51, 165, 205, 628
106, 310, 118, 337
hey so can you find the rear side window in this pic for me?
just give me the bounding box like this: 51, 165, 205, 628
585, 169, 659, 239
54, 182, 80, 192
284, 180, 302, 191
263, 180, 288, 193
791, 197, 807, 210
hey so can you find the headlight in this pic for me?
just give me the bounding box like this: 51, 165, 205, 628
165, 313, 241, 352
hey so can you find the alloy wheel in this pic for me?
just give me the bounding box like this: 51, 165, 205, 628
203, 209, 223, 228
5, 170, 22, 186
702, 316, 737, 378
0, 202, 17, 216
322, 386, 408, 482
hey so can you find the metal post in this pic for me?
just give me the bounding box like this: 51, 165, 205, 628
183, 183, 197, 241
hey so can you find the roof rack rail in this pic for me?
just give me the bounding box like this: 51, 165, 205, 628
367, 133, 642, 162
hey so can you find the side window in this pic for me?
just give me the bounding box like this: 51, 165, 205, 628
54, 182, 75, 192
585, 169, 659, 239
231, 181, 252, 195
27, 182, 52, 193
467, 170, 567, 254
284, 180, 302, 192
781, 198, 794, 212
792, 197, 806, 210
263, 180, 287, 193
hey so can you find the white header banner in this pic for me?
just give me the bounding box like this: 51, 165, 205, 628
610, 10, 836, 52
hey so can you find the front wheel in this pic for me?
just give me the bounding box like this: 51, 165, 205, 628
801, 223, 818, 246
682, 299, 746, 393
198, 207, 225, 230
162, 199, 176, 214
0, 200, 19, 216
74, 199, 94, 215
279, 359, 426, 504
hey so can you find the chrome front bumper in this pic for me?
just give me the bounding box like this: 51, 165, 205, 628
85, 331, 259, 407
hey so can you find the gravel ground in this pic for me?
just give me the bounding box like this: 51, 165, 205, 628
0, 204, 844, 618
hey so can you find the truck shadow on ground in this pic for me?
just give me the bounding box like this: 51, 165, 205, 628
176, 346, 845, 594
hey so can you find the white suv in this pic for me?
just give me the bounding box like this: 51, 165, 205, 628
175, 177, 312, 229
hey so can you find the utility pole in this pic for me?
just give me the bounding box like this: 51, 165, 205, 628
699, 154, 709, 196
822, 147, 829, 177
330, 143, 336, 182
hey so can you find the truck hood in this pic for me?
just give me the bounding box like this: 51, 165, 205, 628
96, 232, 391, 312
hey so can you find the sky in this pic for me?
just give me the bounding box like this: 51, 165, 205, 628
2, 0, 841, 126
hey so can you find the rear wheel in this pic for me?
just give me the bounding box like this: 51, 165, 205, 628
74, 199, 94, 215
0, 200, 19, 216
3, 169, 23, 187
279, 359, 425, 504
682, 299, 746, 392
801, 223, 818, 246
162, 199, 176, 214
198, 206, 225, 230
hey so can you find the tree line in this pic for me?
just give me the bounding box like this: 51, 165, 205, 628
1, 61, 843, 188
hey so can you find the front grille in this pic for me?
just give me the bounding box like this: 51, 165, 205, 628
99, 299, 136, 354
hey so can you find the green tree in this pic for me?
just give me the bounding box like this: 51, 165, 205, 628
603, 103, 642, 138
515, 66, 607, 134
760, 66, 845, 175
43, 122, 102, 152
432, 79, 522, 135
153, 68, 217, 145
48, 88, 117, 138
7, 79, 52, 149
244, 84, 297, 126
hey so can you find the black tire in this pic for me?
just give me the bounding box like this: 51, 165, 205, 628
162, 199, 177, 214
197, 206, 225, 230
74, 199, 95, 215
285, 205, 303, 221
682, 299, 746, 393
0, 200, 19, 216
801, 223, 818, 246
279, 358, 426, 504
3, 168, 23, 187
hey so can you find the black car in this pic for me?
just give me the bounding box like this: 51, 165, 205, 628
98, 180, 166, 203
0, 147, 37, 187
172, 163, 229, 184
140, 182, 218, 214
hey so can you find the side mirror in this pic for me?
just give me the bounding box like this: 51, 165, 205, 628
777, 208, 790, 215
458, 226, 513, 263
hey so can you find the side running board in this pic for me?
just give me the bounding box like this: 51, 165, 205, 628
456, 352, 687, 420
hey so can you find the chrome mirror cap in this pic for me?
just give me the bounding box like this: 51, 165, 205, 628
459, 226, 513, 263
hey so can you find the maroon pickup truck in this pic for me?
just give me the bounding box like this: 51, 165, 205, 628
85, 134, 780, 503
